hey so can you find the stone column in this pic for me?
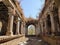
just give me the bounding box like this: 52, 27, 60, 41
21, 22, 24, 34
21, 22, 25, 35
58, 6, 60, 33
6, 15, 14, 36
58, 6, 60, 24
35, 25, 38, 35
23, 23, 26, 35
6, 7, 15, 36
35, 24, 40, 36
39, 23, 42, 35
43, 20, 45, 36
50, 14, 55, 36
58, 5, 60, 30
38, 23, 41, 35
16, 17, 20, 35
44, 19, 47, 36
25, 25, 28, 35
40, 21, 44, 36
19, 21, 21, 34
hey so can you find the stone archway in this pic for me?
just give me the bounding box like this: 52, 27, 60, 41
25, 23, 36, 36
25, 18, 38, 36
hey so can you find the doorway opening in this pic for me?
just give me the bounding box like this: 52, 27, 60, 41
28, 25, 36, 35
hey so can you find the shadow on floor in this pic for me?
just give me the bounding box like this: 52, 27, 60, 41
18, 37, 50, 45
26, 37, 50, 45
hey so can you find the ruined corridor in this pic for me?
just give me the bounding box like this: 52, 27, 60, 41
0, 0, 60, 45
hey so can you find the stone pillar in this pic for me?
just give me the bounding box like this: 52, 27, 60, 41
56, 6, 60, 34
21, 22, 25, 35
44, 19, 47, 36
16, 17, 20, 35
35, 24, 40, 36
19, 21, 21, 34
50, 14, 55, 36
39, 23, 42, 35
25, 25, 28, 35
58, 6, 60, 33
6, 7, 15, 36
6, 15, 14, 36
21, 22, 24, 34
43, 20, 45, 36
23, 23, 26, 35
35, 25, 38, 35
40, 21, 44, 36
58, 6, 60, 24
38, 23, 41, 35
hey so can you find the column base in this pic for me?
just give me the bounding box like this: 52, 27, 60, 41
6, 32, 13, 36
51, 33, 55, 36
15, 32, 20, 35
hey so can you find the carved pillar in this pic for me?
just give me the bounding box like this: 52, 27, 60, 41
21, 22, 24, 34
35, 24, 40, 36
6, 7, 15, 36
50, 14, 55, 36
42, 20, 45, 36
38, 23, 41, 35
58, 6, 60, 33
58, 6, 60, 24
23, 23, 26, 35
40, 21, 44, 36
16, 17, 20, 35
19, 21, 21, 34
22, 22, 25, 35
35, 24, 38, 35
21, 22, 22, 34
39, 22, 42, 35
44, 19, 47, 36
25, 25, 28, 35
6, 15, 14, 36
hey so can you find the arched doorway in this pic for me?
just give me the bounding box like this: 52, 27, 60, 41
28, 25, 36, 35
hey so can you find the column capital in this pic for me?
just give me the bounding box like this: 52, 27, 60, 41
17, 17, 21, 21
8, 7, 16, 16
0, 0, 3, 2
15, 17, 21, 22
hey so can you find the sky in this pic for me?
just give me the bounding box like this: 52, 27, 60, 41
20, 0, 45, 19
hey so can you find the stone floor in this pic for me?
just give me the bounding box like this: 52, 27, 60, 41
18, 37, 50, 45
0, 36, 28, 45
